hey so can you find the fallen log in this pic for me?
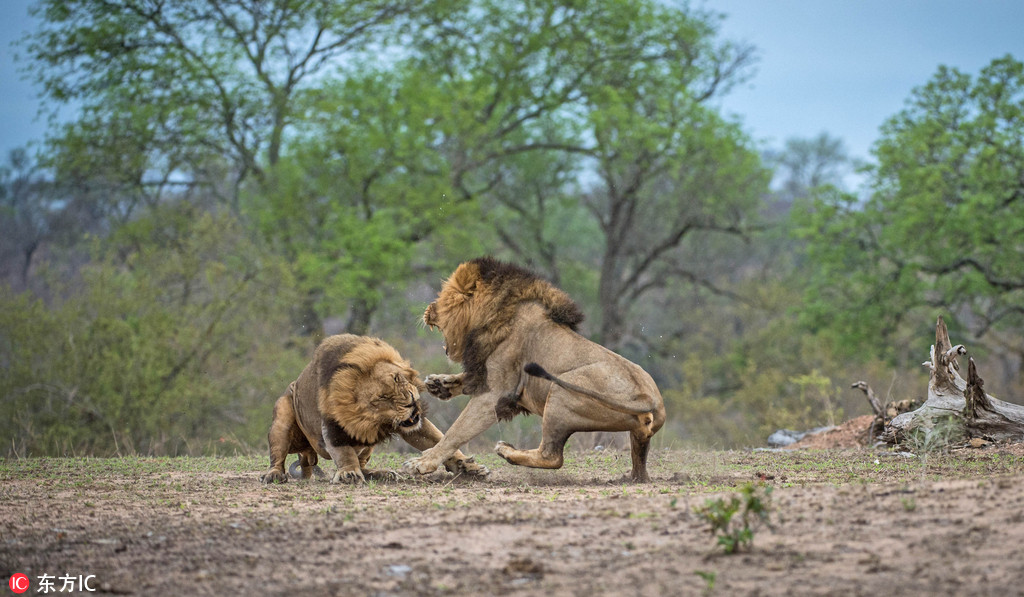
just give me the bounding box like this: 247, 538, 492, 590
881, 316, 1024, 446
850, 381, 921, 443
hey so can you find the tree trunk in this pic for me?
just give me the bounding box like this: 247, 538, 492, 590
344, 297, 376, 337
881, 316, 1024, 445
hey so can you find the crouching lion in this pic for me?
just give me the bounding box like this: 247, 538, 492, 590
405, 257, 666, 482
260, 334, 488, 484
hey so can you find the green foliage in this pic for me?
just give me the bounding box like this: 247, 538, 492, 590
19, 0, 997, 455
789, 370, 842, 428
693, 570, 716, 594
695, 482, 773, 554
247, 66, 489, 334
25, 0, 432, 207
0, 208, 305, 456
795, 56, 1024, 356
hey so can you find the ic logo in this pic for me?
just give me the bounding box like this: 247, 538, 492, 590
8, 573, 30, 594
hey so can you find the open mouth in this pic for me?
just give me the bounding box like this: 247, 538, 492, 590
399, 411, 421, 429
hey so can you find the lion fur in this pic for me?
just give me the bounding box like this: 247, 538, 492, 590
260, 334, 485, 484
413, 257, 666, 482
427, 256, 584, 394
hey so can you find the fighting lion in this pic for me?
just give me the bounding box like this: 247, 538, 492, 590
405, 257, 666, 482
260, 334, 487, 484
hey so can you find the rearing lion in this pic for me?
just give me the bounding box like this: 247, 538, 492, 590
405, 257, 666, 482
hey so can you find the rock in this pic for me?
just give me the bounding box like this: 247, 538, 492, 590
767, 429, 805, 447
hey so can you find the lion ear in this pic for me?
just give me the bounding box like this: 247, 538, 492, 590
447, 263, 479, 297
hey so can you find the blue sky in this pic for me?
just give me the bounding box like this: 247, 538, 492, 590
2, 1, 1023, 176
710, 0, 1024, 166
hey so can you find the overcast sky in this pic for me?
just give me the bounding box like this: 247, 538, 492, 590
2, 1, 1023, 177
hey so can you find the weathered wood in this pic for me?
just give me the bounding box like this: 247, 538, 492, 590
851, 381, 885, 442
851, 381, 884, 417
881, 316, 1024, 445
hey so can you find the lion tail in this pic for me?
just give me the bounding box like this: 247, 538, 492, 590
523, 362, 655, 415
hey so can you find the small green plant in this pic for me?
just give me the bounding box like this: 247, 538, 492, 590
695, 482, 773, 554
693, 570, 716, 594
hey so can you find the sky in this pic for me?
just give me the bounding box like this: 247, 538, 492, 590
2, 0, 1023, 179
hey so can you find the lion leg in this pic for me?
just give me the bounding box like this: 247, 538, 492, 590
357, 445, 375, 470
401, 418, 490, 477
321, 420, 366, 484
261, 393, 299, 484
629, 408, 665, 483
629, 431, 652, 483
326, 444, 365, 484
355, 446, 403, 482
288, 450, 324, 480
494, 422, 571, 470
404, 392, 500, 475
299, 450, 326, 480
356, 446, 403, 483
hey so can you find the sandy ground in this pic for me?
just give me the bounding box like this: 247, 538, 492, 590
2, 445, 1024, 596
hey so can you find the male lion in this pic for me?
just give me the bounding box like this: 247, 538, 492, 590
405, 257, 666, 482
260, 334, 487, 484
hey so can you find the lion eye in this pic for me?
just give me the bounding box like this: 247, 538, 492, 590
393, 373, 402, 384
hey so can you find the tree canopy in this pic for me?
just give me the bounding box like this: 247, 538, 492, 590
5, 1, 1023, 455
795, 55, 1024, 363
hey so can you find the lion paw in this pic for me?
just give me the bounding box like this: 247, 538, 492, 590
494, 441, 516, 463
260, 469, 289, 485
364, 469, 407, 483
445, 456, 490, 478
403, 455, 441, 476
424, 374, 463, 400
422, 468, 455, 483
331, 469, 366, 484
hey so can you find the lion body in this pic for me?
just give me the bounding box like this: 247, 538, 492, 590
260, 334, 485, 484
410, 257, 666, 482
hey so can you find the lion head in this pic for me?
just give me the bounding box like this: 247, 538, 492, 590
424, 257, 584, 394
317, 337, 427, 445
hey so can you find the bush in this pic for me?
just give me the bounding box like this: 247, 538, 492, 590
0, 209, 306, 456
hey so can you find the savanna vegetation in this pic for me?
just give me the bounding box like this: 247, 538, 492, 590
2, 0, 1023, 457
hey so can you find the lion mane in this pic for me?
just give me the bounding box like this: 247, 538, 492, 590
260, 334, 486, 484
315, 335, 425, 445
426, 256, 584, 394
411, 257, 666, 482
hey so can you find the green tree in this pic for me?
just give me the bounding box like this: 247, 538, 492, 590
0, 207, 304, 456
411, 0, 769, 351
0, 149, 53, 289
796, 56, 1024, 368
23, 0, 433, 210
252, 66, 482, 335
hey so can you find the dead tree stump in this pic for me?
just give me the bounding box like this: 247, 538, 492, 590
880, 316, 1024, 445
851, 381, 922, 443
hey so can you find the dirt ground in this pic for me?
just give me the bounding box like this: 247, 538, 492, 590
3, 442, 1024, 597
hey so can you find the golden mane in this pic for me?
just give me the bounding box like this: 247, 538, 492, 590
430, 257, 584, 394
316, 337, 422, 445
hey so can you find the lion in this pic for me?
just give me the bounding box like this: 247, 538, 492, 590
404, 257, 666, 482
260, 334, 487, 484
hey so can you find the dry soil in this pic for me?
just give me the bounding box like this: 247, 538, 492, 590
2, 443, 1024, 596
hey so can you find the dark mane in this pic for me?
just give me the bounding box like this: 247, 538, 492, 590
469, 257, 584, 330
457, 257, 585, 394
